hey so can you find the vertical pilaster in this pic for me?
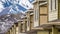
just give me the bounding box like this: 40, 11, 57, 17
25, 21, 27, 32
9, 30, 10, 34
15, 23, 19, 34
18, 21, 21, 33
10, 29, 12, 34
52, 26, 58, 34
14, 24, 16, 34
34, 0, 40, 27
24, 22, 26, 32
12, 27, 14, 34
6, 31, 9, 34
27, 12, 30, 31
13, 25, 15, 34
8, 31, 10, 34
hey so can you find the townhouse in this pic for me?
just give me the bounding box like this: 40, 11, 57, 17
32, 0, 60, 34
5, 0, 60, 34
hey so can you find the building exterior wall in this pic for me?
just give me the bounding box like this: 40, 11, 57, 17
37, 31, 49, 34
26, 10, 34, 31
58, 0, 60, 19
48, 0, 58, 21
40, 15, 48, 25
30, 14, 34, 30
5, 0, 60, 34
39, 4, 48, 25
26, 12, 31, 31
40, 5, 48, 14
16, 27, 19, 34
33, 2, 40, 27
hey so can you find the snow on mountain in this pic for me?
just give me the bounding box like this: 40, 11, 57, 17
0, 0, 34, 33
29, 0, 34, 3
0, 2, 4, 12
0, 0, 34, 15
0, 12, 26, 33
0, 0, 34, 16
19, 0, 33, 9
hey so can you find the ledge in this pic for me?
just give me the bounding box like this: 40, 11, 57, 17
40, 22, 60, 29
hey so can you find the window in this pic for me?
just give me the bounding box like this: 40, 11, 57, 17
51, 0, 52, 10
55, 0, 56, 9
49, 0, 56, 11
34, 10, 39, 27
25, 21, 27, 32
21, 24, 23, 32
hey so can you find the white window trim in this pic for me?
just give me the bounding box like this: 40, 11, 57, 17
48, 0, 58, 21
49, 0, 57, 11
34, 9, 39, 27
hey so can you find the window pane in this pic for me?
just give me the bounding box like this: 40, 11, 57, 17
55, 0, 56, 9
51, 0, 52, 10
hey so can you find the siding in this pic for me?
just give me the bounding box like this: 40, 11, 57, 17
30, 15, 34, 28
40, 16, 48, 25
40, 5, 48, 14
37, 31, 49, 34
40, 4, 48, 25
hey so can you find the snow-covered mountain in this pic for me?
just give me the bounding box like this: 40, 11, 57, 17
0, 12, 26, 33
0, 0, 34, 14
0, 0, 34, 33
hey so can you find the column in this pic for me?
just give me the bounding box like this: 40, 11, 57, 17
15, 23, 19, 34
6, 32, 9, 34
18, 21, 21, 33
8, 31, 10, 34
14, 24, 16, 34
23, 23, 25, 32
52, 25, 58, 34
34, 1, 40, 27
27, 12, 30, 31
10, 29, 12, 34
9, 30, 10, 34
12, 27, 14, 34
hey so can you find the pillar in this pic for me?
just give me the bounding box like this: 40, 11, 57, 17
33, 0, 40, 27
14, 24, 16, 34
7, 31, 10, 34
27, 12, 31, 31
12, 27, 14, 34
16, 25, 19, 34
10, 29, 12, 34
9, 30, 10, 34
52, 25, 58, 34
18, 21, 21, 33
23, 23, 25, 32
6, 31, 9, 34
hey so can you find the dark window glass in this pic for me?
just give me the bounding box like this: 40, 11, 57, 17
55, 0, 56, 9
51, 0, 52, 10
